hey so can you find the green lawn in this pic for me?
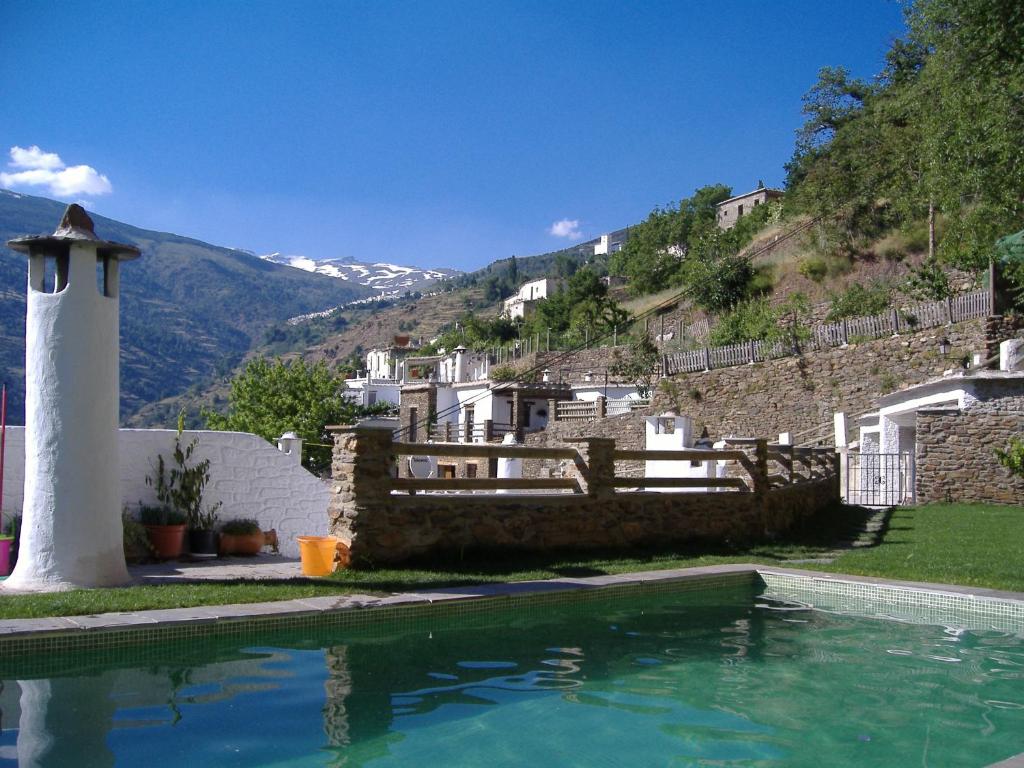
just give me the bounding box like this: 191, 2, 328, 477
0, 502, 1020, 619
822, 502, 1024, 592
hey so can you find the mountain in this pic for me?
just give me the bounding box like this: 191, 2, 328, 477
0, 189, 372, 424
259, 253, 460, 295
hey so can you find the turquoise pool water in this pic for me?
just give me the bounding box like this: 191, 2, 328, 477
0, 585, 1022, 767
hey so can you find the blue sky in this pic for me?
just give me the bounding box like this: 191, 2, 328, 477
1, 1, 905, 271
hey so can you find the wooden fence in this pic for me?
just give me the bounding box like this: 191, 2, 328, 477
388, 436, 837, 495
664, 289, 992, 375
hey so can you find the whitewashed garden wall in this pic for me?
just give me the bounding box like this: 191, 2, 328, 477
1, 428, 329, 558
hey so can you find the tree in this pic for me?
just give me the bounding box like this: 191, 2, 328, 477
203, 357, 388, 475
609, 336, 660, 398
609, 185, 733, 296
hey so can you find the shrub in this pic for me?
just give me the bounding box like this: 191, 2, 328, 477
490, 365, 519, 382
221, 518, 262, 535
139, 505, 187, 526
826, 282, 891, 321
798, 256, 828, 282
995, 437, 1024, 479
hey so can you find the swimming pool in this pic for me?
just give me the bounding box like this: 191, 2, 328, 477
0, 577, 1021, 767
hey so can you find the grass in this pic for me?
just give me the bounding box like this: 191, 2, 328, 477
0, 502, 1020, 619
822, 502, 1024, 592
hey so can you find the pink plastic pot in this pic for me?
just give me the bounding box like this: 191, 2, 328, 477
0, 537, 11, 577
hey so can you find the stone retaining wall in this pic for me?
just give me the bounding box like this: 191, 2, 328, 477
328, 427, 839, 565
916, 381, 1024, 505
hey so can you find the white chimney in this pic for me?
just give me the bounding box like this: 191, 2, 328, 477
999, 339, 1024, 371
6, 205, 138, 590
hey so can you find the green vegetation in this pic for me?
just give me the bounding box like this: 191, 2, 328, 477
147, 410, 222, 531
819, 503, 1024, 592
825, 282, 891, 321
426, 266, 632, 356
709, 293, 812, 347
786, 0, 1024, 299
995, 437, 1024, 480
608, 184, 772, 306
609, 336, 661, 397
203, 357, 392, 474
3, 502, 1020, 620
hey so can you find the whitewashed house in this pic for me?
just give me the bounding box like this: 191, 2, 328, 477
502, 277, 564, 320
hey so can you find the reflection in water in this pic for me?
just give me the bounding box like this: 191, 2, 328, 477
17, 677, 117, 768
0, 588, 1021, 768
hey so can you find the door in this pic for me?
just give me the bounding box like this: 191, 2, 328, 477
845, 452, 915, 506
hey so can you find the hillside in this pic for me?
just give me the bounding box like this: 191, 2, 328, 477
0, 190, 371, 423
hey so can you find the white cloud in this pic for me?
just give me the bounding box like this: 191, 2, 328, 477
0, 145, 113, 197
9, 145, 63, 170
548, 218, 582, 239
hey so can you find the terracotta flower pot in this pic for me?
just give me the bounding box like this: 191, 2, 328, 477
145, 524, 186, 560
219, 532, 264, 557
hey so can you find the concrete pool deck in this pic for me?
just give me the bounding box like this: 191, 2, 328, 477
1, 562, 1022, 643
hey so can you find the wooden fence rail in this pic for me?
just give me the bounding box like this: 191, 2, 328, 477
664, 289, 991, 376
387, 437, 837, 496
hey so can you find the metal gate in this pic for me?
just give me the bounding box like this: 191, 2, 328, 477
845, 452, 915, 507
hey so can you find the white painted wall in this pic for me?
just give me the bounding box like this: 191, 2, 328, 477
643, 415, 727, 492
2, 427, 329, 559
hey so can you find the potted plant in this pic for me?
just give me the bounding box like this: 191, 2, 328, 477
219, 518, 264, 556
0, 511, 15, 577
122, 508, 154, 563
139, 505, 187, 559
188, 507, 221, 558
146, 411, 222, 559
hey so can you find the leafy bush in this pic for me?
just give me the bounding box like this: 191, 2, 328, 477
798, 256, 828, 282
609, 337, 660, 398
905, 259, 952, 301
221, 518, 262, 535
490, 365, 519, 382
146, 410, 222, 531
995, 437, 1024, 479
826, 282, 891, 321
139, 505, 187, 526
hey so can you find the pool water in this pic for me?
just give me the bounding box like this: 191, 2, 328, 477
0, 585, 1022, 767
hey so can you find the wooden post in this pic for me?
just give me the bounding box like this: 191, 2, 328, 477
703, 346, 711, 371
483, 419, 494, 442
945, 296, 954, 324
444, 421, 452, 442
891, 308, 900, 336
841, 319, 850, 346
548, 398, 559, 422
595, 395, 607, 420
749, 339, 757, 364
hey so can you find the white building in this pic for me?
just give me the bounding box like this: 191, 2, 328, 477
342, 346, 408, 408
502, 277, 564, 320
593, 233, 625, 256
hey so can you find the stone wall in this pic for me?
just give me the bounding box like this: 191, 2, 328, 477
916, 381, 1024, 505
328, 427, 839, 565
2, 427, 330, 558
523, 318, 991, 463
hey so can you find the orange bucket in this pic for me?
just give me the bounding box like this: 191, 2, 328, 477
297, 536, 341, 577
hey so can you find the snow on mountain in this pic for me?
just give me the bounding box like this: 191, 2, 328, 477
259, 253, 459, 294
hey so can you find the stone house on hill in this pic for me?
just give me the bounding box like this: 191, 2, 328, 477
716, 185, 783, 230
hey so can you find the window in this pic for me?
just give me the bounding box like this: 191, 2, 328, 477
737, 204, 744, 217
466, 463, 478, 478
408, 407, 418, 442
439, 464, 456, 479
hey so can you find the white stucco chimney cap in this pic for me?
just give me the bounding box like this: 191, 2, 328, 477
7, 204, 140, 260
